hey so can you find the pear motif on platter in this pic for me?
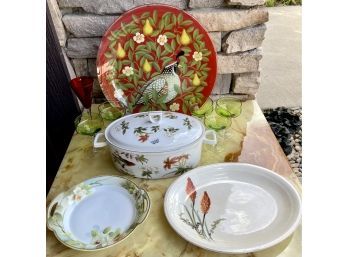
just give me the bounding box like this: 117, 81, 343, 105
180, 29, 191, 46
143, 19, 153, 36
116, 43, 126, 59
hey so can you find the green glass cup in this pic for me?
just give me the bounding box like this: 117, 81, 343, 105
204, 109, 232, 131
98, 102, 124, 121
191, 97, 214, 118
216, 97, 242, 118
74, 112, 103, 136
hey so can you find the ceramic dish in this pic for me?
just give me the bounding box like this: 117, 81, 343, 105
47, 176, 150, 251
94, 111, 217, 179
164, 163, 302, 254
96, 4, 217, 114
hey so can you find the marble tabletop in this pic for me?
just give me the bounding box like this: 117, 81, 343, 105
46, 100, 302, 257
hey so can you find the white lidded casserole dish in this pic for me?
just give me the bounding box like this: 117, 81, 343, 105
94, 111, 217, 179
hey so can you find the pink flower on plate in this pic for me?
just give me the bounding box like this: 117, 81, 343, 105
68, 184, 91, 204
201, 191, 211, 214
186, 177, 196, 203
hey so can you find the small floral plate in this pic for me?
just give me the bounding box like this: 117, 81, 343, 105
47, 176, 150, 251
164, 163, 302, 254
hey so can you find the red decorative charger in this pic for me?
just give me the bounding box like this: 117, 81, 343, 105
97, 4, 217, 114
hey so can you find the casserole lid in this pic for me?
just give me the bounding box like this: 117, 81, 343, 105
105, 111, 204, 152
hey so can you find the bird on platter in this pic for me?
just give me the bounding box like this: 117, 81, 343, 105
135, 51, 185, 105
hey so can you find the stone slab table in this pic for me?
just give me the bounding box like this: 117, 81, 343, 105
46, 100, 302, 257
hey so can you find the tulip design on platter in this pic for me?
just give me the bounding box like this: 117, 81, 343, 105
179, 177, 225, 240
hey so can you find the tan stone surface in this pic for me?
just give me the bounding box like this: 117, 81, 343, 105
47, 0, 67, 46
58, 0, 188, 14
211, 94, 256, 101
233, 72, 261, 94
47, 101, 301, 257
189, 0, 265, 8
62, 8, 268, 37
71, 58, 97, 77
235, 87, 258, 95
189, 0, 224, 8
222, 24, 266, 53
88, 59, 97, 77
189, 7, 268, 32
71, 59, 88, 77
226, 0, 266, 6
209, 32, 222, 52
217, 49, 262, 74
212, 74, 232, 94
66, 38, 101, 58
62, 14, 118, 37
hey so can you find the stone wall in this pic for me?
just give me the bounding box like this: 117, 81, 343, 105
48, 0, 268, 102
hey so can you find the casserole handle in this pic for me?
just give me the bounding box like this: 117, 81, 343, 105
203, 130, 217, 145
94, 132, 107, 148
47, 192, 64, 230
136, 189, 151, 224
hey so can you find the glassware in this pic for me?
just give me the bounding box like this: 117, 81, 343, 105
70, 76, 94, 118
74, 112, 103, 136
191, 97, 214, 118
98, 101, 124, 127
204, 109, 232, 132
200, 97, 243, 151
216, 97, 242, 118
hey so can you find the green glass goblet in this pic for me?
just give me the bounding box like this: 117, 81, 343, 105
216, 97, 242, 118
191, 97, 214, 119
74, 112, 104, 154
75, 112, 104, 136
98, 101, 124, 127
204, 109, 232, 131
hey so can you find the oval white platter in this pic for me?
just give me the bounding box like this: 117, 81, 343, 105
47, 176, 150, 251
164, 163, 301, 254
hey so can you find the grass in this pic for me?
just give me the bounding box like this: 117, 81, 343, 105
266, 0, 302, 7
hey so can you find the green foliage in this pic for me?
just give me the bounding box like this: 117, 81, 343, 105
266, 0, 301, 7
142, 169, 153, 178
135, 154, 148, 164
